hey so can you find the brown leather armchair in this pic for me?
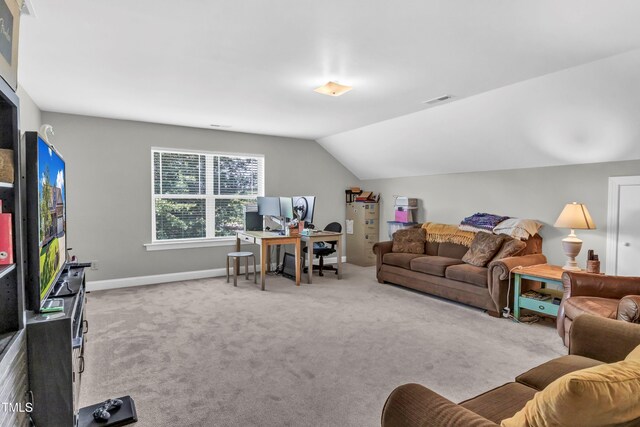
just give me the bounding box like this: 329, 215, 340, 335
557, 271, 640, 346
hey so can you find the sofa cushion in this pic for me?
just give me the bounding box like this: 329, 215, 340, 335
501, 357, 640, 427
564, 296, 618, 320
392, 228, 426, 254
425, 241, 439, 256
462, 232, 506, 267
437, 242, 469, 259
382, 253, 423, 270
521, 233, 543, 255
445, 264, 488, 288
516, 355, 604, 391
460, 382, 536, 424
491, 238, 527, 262
409, 256, 464, 277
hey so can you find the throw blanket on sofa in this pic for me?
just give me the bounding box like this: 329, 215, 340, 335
422, 222, 476, 247
493, 218, 543, 240
460, 212, 510, 232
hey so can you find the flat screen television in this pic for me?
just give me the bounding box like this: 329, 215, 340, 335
25, 132, 67, 312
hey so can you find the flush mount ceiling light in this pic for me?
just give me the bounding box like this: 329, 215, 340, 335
314, 81, 352, 97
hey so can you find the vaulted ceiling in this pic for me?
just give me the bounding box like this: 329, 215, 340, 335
18, 1, 640, 178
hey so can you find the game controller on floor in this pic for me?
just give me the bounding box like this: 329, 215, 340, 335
92, 398, 123, 422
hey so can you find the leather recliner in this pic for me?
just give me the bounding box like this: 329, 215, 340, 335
557, 271, 640, 346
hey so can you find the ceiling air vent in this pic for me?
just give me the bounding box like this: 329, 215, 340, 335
422, 95, 452, 105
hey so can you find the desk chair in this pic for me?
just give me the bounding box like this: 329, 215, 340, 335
303, 222, 342, 276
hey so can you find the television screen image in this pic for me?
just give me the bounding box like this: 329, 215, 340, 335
36, 137, 66, 302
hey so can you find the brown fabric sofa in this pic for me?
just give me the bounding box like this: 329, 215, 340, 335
557, 271, 640, 346
381, 315, 640, 427
373, 235, 545, 316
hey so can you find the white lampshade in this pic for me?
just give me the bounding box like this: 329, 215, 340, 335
554, 202, 596, 230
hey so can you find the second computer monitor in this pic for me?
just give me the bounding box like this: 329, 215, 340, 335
292, 196, 315, 224
279, 197, 294, 220
257, 196, 281, 217
258, 196, 312, 222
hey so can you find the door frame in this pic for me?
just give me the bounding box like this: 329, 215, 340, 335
606, 175, 640, 275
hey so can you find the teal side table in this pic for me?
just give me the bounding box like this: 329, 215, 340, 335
512, 264, 565, 320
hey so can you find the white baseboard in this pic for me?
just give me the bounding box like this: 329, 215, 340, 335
87, 268, 227, 292
87, 256, 347, 292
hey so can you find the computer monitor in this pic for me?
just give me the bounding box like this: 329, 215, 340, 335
244, 205, 263, 231
279, 197, 294, 220
257, 196, 281, 217
292, 196, 315, 223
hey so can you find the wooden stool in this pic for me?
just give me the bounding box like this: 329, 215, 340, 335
226, 251, 257, 287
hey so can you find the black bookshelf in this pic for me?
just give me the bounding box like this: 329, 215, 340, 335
0, 63, 29, 427
0, 72, 23, 342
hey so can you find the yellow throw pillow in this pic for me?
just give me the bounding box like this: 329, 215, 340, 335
625, 344, 640, 362
501, 356, 640, 427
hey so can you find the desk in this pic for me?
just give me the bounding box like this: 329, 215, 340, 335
512, 264, 564, 320
300, 231, 343, 284
236, 231, 301, 290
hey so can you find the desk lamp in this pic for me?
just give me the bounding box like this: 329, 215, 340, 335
554, 202, 596, 271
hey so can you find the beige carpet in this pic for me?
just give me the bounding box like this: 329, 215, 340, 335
80, 264, 565, 426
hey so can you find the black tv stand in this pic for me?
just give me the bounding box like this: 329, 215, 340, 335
53, 265, 85, 297
68, 261, 93, 269
56, 280, 74, 297
26, 267, 88, 426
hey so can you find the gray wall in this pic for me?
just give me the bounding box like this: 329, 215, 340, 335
41, 112, 360, 281
37, 110, 640, 278
17, 86, 41, 133
362, 160, 640, 271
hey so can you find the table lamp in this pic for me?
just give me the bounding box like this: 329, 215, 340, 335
554, 202, 596, 271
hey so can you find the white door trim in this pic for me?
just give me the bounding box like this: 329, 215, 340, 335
606, 175, 640, 275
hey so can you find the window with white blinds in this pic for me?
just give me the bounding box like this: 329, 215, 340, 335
152, 148, 264, 241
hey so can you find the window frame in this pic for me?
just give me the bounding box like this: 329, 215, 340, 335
149, 147, 265, 246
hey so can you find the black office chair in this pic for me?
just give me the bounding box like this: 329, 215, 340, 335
303, 222, 342, 276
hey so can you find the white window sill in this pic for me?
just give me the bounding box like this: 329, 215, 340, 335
144, 238, 238, 251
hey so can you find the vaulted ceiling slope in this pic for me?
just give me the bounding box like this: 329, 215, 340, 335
318, 50, 640, 179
